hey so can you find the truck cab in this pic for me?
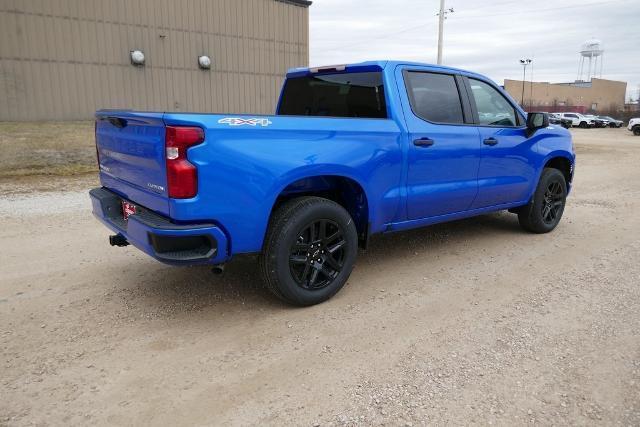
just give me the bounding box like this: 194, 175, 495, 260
91, 60, 575, 306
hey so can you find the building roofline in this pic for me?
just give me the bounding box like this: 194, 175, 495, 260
504, 77, 627, 85
275, 0, 312, 7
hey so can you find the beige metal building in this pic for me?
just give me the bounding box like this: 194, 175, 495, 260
0, 0, 311, 121
504, 78, 627, 113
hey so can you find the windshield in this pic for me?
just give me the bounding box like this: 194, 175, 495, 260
278, 72, 387, 118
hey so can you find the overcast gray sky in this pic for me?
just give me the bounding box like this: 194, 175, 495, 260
309, 0, 640, 101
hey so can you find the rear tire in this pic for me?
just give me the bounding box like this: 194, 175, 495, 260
259, 197, 358, 306
518, 168, 567, 233
634, 126, 640, 136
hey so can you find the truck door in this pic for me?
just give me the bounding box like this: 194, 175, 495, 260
463, 77, 537, 209
397, 67, 481, 220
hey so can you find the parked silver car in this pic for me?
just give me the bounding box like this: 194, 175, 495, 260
598, 116, 624, 128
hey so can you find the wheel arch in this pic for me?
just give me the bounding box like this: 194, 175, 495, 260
266, 172, 371, 248
543, 155, 573, 185
522, 150, 574, 205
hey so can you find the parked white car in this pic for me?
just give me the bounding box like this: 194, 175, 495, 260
556, 112, 595, 128
628, 118, 640, 136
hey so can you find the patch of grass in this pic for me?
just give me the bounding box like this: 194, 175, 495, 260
0, 121, 97, 178
0, 164, 97, 178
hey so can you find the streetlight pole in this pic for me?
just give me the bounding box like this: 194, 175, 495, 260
519, 58, 532, 106
529, 59, 534, 108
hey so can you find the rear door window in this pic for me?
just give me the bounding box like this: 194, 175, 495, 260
404, 71, 465, 124
278, 72, 387, 118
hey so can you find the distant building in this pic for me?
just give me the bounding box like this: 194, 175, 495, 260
0, 0, 311, 121
504, 78, 627, 114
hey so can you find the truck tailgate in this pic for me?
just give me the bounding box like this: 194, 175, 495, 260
95, 111, 169, 215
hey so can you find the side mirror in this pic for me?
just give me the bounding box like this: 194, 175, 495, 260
526, 112, 549, 137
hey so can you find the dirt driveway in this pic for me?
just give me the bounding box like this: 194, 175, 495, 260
1, 128, 639, 426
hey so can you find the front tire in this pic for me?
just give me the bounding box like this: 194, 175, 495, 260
260, 197, 358, 306
633, 126, 640, 136
518, 168, 567, 233
579, 121, 588, 128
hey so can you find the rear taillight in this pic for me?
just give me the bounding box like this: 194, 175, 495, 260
165, 126, 204, 199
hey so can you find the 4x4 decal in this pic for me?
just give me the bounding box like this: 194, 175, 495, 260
218, 117, 272, 127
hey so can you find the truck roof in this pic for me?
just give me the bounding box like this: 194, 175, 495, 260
286, 60, 483, 79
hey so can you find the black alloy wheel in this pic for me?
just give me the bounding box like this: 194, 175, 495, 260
260, 196, 358, 306
517, 168, 567, 233
541, 181, 564, 225
289, 219, 346, 290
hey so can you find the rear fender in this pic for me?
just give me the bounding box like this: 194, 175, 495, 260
265, 164, 371, 217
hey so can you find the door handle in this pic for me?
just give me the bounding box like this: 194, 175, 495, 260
483, 137, 498, 146
413, 137, 435, 147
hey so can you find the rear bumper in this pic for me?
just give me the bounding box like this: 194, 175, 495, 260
89, 187, 229, 265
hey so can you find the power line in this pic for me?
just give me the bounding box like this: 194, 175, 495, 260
318, 0, 633, 54
461, 0, 523, 14
320, 23, 430, 52
451, 0, 633, 20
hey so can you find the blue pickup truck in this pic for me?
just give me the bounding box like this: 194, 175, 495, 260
90, 60, 575, 306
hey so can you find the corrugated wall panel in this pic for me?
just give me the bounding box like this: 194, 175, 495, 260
0, 0, 309, 121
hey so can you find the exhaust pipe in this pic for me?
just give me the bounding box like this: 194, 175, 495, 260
109, 234, 130, 247
211, 265, 225, 275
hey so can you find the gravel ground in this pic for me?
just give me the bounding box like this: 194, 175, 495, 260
1, 128, 639, 426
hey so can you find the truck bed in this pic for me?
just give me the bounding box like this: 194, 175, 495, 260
95, 110, 403, 256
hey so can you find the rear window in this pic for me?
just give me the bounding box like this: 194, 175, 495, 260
404, 71, 464, 124
277, 72, 387, 118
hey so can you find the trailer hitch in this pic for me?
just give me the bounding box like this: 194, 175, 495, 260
109, 234, 130, 247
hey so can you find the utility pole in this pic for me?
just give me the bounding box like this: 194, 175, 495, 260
437, 0, 445, 64
436, 1, 454, 64
519, 58, 532, 106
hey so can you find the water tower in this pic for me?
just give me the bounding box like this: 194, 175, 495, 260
577, 38, 604, 82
